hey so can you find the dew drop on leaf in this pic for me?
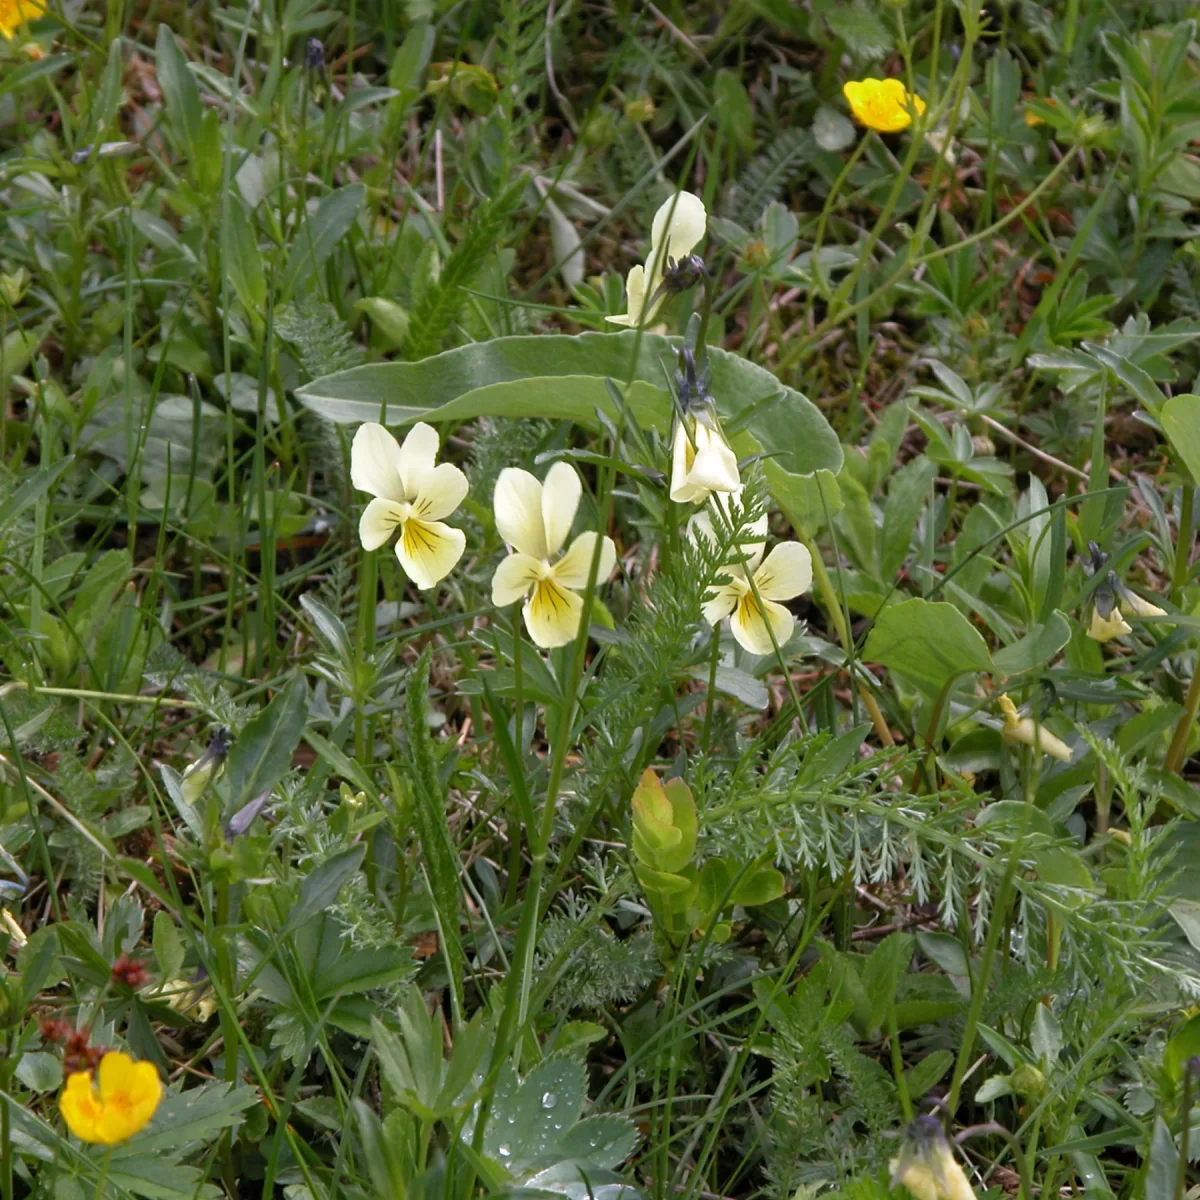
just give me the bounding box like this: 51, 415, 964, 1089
541, 1091, 557, 1108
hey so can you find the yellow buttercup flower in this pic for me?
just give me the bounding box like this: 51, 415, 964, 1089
352, 421, 468, 589
0, 0, 42, 39
491, 462, 617, 649
60, 1051, 163, 1145
997, 694, 1072, 763
843, 77, 926, 133
607, 191, 706, 328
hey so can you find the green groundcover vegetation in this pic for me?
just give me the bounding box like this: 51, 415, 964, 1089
2, 1, 1200, 1197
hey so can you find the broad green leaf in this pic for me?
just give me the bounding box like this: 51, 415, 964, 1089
111, 1082, 259, 1157
1161, 394, 1200, 484
1145, 1115, 1178, 1200
280, 184, 366, 298
862, 598, 994, 695
0, 321, 52, 382
294, 331, 842, 508
730, 865, 785, 907
1165, 1012, 1200, 1081
15, 1051, 62, 1092
906, 1049, 953, 1100
154, 26, 203, 159
992, 612, 1072, 676
880, 455, 936, 579
152, 911, 185, 982
224, 676, 308, 813
289, 844, 365, 931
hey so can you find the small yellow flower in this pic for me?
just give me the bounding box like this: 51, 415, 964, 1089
1087, 607, 1131, 643
491, 463, 617, 649
890, 1117, 978, 1200
997, 694, 1072, 763
1024, 108, 1044, 127
352, 422, 468, 589
0, 0, 43, 40
843, 77, 926, 133
60, 1051, 163, 1145
1120, 591, 1166, 619
608, 191, 706, 328
0, 908, 26, 949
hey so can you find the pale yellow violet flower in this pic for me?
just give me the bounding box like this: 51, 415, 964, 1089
1121, 591, 1166, 619
607, 191, 706, 328
1, 907, 26, 949
352, 422, 468, 589
670, 413, 740, 503
491, 463, 617, 649
698, 514, 812, 656
843, 77, 926, 133
1087, 607, 1131, 643
997, 694, 1072, 762
889, 1117, 977, 1200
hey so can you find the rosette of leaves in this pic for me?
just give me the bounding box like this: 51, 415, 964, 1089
462, 1055, 640, 1198
630, 770, 784, 947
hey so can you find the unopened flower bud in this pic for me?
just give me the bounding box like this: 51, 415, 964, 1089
1011, 1062, 1046, 1099
624, 96, 656, 124
998, 694, 1072, 763
0, 268, 30, 307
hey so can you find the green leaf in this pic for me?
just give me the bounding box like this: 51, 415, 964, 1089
862, 598, 994, 695
294, 330, 842, 505
905, 1049, 953, 1100
862, 932, 914, 1036
279, 184, 366, 299
152, 911, 185, 982
154, 25, 203, 160
15, 1051, 62, 1092
1145, 1115, 1179, 1200
111, 1082, 259, 1157
224, 676, 308, 813
1161, 394, 1200, 485
825, 0, 893, 59
1165, 1012, 1200, 1081
730, 865, 785, 907
992, 612, 1072, 676
714, 69, 756, 153
222, 198, 266, 318
880, 455, 936, 579
289, 845, 365, 932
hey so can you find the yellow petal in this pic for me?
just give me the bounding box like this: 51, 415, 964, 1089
397, 421, 440, 498
396, 518, 465, 589
358, 497, 408, 552
1120, 591, 1166, 619
350, 423, 404, 501
998, 695, 1072, 762
411, 461, 468, 522
1087, 608, 1131, 642
0, 0, 43, 39
754, 541, 812, 602
551, 531, 616, 590
61, 1071, 104, 1143
541, 462, 582, 557
494, 468, 548, 559
607, 264, 647, 327
650, 190, 707, 264
491, 551, 545, 606
524, 577, 584, 649
730, 592, 794, 656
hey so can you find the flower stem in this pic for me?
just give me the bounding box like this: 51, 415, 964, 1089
1165, 665, 1200, 776
93, 1147, 113, 1200
1172, 484, 1195, 602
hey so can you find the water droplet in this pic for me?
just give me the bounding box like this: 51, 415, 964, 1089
541, 1091, 557, 1108
498, 1144, 511, 1158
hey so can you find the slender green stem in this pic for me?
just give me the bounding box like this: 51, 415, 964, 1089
1165, 667, 1200, 776
1, 1047, 13, 1200
701, 624, 721, 751
1176, 1066, 1192, 1200
1172, 485, 1194, 601
945, 837, 1025, 1118
93, 1147, 113, 1200
888, 998, 912, 1123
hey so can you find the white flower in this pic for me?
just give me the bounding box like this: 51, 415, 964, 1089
607, 191, 706, 328
670, 414, 740, 503
352, 422, 468, 590
997, 694, 1072, 762
490, 462, 617, 649
1086, 607, 1131, 643
700, 528, 812, 657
